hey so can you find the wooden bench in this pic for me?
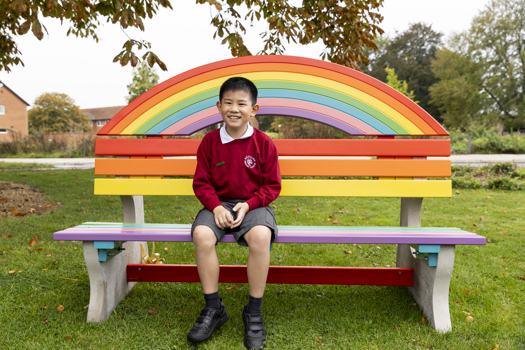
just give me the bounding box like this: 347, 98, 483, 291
53, 55, 485, 332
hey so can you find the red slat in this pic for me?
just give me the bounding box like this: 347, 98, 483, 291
96, 139, 451, 157
127, 264, 414, 286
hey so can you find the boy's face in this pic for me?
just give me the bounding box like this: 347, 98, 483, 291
216, 89, 259, 136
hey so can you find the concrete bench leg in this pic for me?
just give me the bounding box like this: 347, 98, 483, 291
84, 240, 143, 322
83, 195, 146, 322
398, 196, 454, 332
397, 244, 455, 332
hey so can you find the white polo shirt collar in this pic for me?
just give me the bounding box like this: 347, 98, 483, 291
219, 124, 254, 144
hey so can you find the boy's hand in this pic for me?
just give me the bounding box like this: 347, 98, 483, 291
213, 206, 234, 229
231, 202, 249, 228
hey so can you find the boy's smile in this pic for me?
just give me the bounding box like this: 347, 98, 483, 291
216, 90, 260, 139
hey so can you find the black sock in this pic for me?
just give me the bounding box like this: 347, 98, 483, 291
245, 295, 263, 315
204, 291, 221, 310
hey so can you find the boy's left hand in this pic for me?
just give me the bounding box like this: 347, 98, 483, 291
231, 202, 249, 228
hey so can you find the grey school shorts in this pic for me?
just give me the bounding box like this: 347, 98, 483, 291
190, 199, 278, 247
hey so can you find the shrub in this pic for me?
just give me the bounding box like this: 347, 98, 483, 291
487, 177, 521, 190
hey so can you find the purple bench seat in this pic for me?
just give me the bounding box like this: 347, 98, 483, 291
53, 222, 485, 246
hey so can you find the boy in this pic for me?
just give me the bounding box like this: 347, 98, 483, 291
187, 77, 281, 349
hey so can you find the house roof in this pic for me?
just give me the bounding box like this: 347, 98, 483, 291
0, 81, 30, 106
81, 106, 126, 121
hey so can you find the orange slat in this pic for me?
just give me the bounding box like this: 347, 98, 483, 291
95, 139, 451, 157
95, 159, 452, 177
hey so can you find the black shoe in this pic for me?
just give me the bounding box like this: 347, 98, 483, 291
242, 306, 266, 349
187, 300, 229, 343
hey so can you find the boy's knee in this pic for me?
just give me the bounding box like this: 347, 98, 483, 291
192, 226, 217, 248
246, 226, 272, 250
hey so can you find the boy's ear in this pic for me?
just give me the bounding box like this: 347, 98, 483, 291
251, 103, 260, 117
216, 100, 221, 110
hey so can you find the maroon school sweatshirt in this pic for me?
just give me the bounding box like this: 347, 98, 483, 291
192, 128, 281, 212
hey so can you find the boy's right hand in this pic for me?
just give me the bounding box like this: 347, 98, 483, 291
213, 206, 234, 229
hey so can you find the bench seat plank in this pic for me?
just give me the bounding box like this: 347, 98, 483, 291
54, 223, 486, 245
94, 178, 452, 197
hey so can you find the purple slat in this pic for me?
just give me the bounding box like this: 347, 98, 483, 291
53, 230, 486, 245
174, 107, 366, 136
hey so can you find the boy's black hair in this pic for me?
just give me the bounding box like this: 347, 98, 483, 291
219, 77, 258, 106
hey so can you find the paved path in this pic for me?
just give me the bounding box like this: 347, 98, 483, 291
1, 155, 525, 169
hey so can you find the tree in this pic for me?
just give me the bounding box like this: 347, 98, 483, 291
363, 23, 443, 119
385, 67, 417, 102
447, 0, 525, 130
429, 48, 494, 130
28, 93, 90, 134
2, 0, 384, 72
126, 61, 159, 103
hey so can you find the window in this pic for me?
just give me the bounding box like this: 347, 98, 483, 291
0, 105, 5, 115
0, 128, 7, 134
97, 120, 103, 126
89, 121, 93, 126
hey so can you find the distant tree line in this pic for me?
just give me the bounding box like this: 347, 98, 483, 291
364, 0, 525, 132
271, 0, 525, 138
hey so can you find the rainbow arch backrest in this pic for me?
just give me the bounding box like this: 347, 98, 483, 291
98, 56, 448, 137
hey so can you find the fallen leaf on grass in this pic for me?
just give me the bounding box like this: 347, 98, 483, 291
421, 317, 425, 324
66, 335, 71, 339
479, 216, 484, 220
343, 250, 352, 254
316, 338, 322, 344
462, 311, 472, 315
226, 284, 239, 290
516, 275, 525, 280
455, 300, 462, 305
40, 306, 48, 310
29, 239, 38, 246
502, 210, 506, 214
8, 270, 22, 274
148, 309, 159, 315
13, 209, 27, 216
472, 223, 478, 227
456, 190, 460, 194
2, 235, 12, 238
163, 247, 169, 251
44, 204, 51, 208
332, 219, 340, 224
493, 345, 499, 350
44, 318, 49, 323
463, 290, 475, 295
466, 316, 474, 322
57, 305, 64, 311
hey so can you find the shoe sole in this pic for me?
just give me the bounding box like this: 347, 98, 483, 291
187, 311, 229, 343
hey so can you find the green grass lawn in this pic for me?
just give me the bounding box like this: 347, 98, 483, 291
1, 168, 524, 349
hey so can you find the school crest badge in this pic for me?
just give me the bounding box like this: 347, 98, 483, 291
244, 155, 256, 169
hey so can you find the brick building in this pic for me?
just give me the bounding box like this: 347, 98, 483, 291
0, 82, 30, 142
82, 106, 125, 133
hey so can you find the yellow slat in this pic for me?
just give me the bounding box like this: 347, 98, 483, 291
94, 179, 451, 198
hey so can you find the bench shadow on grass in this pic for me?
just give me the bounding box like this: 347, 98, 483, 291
114, 280, 425, 348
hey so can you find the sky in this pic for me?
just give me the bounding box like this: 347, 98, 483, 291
3, 0, 492, 110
